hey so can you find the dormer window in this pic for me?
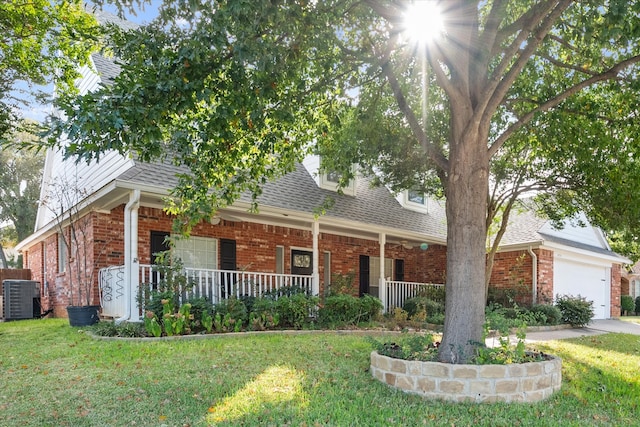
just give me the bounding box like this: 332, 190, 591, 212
319, 168, 356, 196
407, 189, 426, 205
400, 187, 428, 213
302, 155, 357, 196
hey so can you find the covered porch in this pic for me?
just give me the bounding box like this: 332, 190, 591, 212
99, 264, 444, 320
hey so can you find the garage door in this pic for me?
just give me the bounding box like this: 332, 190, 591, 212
553, 258, 610, 319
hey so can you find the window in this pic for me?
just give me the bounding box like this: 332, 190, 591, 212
324, 252, 331, 288
369, 256, 393, 298
407, 189, 426, 205
173, 236, 218, 270
276, 246, 284, 274
319, 164, 357, 196
401, 187, 428, 213
58, 233, 67, 273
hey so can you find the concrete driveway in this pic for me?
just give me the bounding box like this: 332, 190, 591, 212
524, 318, 640, 342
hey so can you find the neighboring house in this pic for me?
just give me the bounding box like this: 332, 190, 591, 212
13, 10, 628, 321
622, 261, 640, 301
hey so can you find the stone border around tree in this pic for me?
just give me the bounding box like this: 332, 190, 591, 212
370, 351, 562, 403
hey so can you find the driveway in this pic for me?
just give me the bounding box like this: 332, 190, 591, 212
524, 318, 640, 342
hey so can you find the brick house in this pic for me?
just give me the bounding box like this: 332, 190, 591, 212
14, 10, 628, 321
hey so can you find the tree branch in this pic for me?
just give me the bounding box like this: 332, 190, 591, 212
489, 54, 640, 157
378, 38, 449, 172
482, 0, 573, 125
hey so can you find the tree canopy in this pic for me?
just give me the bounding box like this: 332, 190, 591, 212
45, 0, 640, 362
0, 0, 100, 139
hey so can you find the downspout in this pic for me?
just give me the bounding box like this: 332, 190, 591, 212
116, 189, 140, 324
379, 233, 386, 312
528, 246, 538, 305
312, 220, 320, 297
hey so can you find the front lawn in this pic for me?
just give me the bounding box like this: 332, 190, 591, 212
0, 319, 639, 426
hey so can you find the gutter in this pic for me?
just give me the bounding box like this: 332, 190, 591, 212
116, 189, 140, 324
528, 246, 538, 305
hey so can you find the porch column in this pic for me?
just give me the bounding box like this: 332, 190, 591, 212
379, 233, 387, 312
312, 220, 320, 296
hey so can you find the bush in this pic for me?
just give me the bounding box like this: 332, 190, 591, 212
248, 298, 280, 331
621, 295, 635, 315
636, 296, 640, 315
318, 294, 382, 327
144, 290, 177, 320
403, 296, 445, 323
263, 285, 309, 300
275, 293, 318, 329
555, 294, 594, 327
185, 297, 214, 332
213, 298, 248, 332
529, 304, 562, 325
416, 285, 446, 303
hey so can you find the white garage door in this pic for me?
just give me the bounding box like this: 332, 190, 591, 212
553, 258, 610, 319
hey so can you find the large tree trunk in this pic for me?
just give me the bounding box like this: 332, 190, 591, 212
438, 127, 490, 364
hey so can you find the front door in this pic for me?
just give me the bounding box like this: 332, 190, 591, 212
359, 255, 370, 296
291, 250, 313, 275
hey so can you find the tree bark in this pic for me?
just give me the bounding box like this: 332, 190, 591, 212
438, 127, 490, 363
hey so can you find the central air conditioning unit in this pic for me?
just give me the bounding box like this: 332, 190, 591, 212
2, 280, 41, 321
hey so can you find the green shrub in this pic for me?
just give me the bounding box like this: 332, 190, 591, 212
263, 285, 309, 300
248, 298, 280, 331
213, 297, 248, 332
318, 294, 382, 327
368, 333, 438, 362
360, 294, 383, 320
403, 296, 444, 317
555, 294, 594, 327
185, 297, 214, 332
327, 272, 356, 296
636, 296, 640, 315
416, 285, 446, 303
275, 293, 318, 329
621, 295, 635, 315
529, 304, 562, 325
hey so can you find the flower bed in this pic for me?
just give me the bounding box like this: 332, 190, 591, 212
370, 351, 562, 403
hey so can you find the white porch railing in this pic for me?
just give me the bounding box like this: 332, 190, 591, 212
385, 280, 445, 312
100, 265, 314, 318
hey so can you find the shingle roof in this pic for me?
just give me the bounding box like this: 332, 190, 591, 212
90, 53, 121, 85
117, 159, 449, 240
85, 10, 620, 259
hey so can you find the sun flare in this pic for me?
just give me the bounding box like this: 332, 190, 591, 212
403, 1, 444, 45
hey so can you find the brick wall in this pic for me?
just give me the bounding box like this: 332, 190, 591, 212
611, 264, 622, 317
536, 249, 555, 304
489, 250, 534, 305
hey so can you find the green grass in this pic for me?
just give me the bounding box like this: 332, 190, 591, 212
0, 319, 639, 426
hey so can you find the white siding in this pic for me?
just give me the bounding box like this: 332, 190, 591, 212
302, 155, 321, 186
539, 213, 609, 249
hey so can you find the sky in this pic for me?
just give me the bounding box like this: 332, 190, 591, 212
18, 1, 161, 122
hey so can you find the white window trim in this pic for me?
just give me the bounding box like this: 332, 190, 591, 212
319, 168, 357, 196
402, 190, 429, 213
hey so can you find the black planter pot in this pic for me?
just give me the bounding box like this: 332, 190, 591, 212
67, 305, 100, 327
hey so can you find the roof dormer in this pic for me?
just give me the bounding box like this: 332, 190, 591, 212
302, 154, 357, 196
